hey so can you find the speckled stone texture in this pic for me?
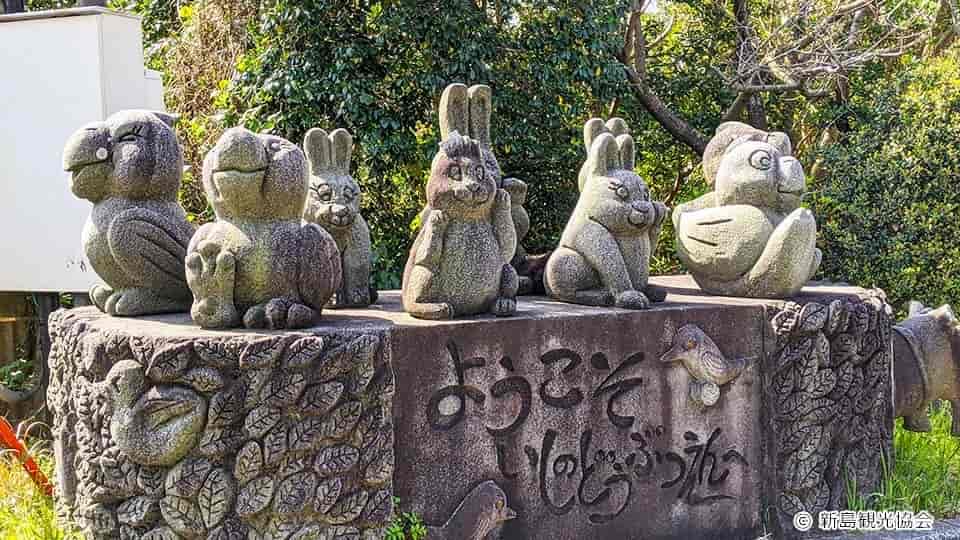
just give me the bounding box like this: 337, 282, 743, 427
62, 110, 196, 316
48, 276, 894, 540
673, 122, 821, 298
892, 302, 960, 436
303, 128, 376, 309
401, 132, 518, 319
437, 83, 533, 293
545, 120, 668, 309
188, 127, 342, 330
47, 308, 395, 540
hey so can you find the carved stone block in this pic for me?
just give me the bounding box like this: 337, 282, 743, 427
47, 309, 394, 540
49, 276, 892, 540
765, 289, 893, 538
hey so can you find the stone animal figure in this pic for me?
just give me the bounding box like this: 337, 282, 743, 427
104, 360, 205, 466
673, 122, 820, 298
62, 110, 196, 316
303, 127, 376, 307
402, 132, 518, 320
187, 127, 342, 329
660, 324, 750, 407
439, 83, 534, 293
544, 126, 668, 309
426, 480, 517, 540
893, 301, 960, 436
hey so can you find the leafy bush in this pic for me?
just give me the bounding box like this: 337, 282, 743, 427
384, 500, 427, 540
0, 347, 35, 393
809, 55, 960, 312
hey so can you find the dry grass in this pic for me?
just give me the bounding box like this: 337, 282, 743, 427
158, 0, 260, 223
0, 432, 77, 540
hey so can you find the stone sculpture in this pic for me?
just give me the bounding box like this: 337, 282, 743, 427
425, 481, 516, 540
673, 121, 820, 298
893, 301, 960, 436
401, 132, 518, 319
187, 127, 342, 329
438, 83, 534, 293
47, 310, 395, 539
62, 109, 195, 316
303, 127, 376, 308
544, 122, 667, 309
660, 323, 750, 407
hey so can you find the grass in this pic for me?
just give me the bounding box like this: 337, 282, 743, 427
848, 404, 960, 517
0, 437, 78, 540
0, 407, 957, 538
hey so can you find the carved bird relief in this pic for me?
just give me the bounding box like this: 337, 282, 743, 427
660, 324, 750, 407
426, 480, 517, 540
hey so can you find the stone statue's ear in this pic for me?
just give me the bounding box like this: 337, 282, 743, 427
616, 134, 635, 171
439, 83, 469, 141
587, 133, 620, 178
907, 300, 928, 318
767, 131, 793, 156
583, 118, 606, 154
467, 84, 492, 148
148, 111, 179, 128
329, 128, 353, 174
715, 121, 752, 136
606, 117, 629, 137
303, 128, 332, 172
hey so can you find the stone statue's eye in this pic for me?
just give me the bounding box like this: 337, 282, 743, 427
616, 186, 629, 200
118, 133, 139, 143
475, 165, 484, 179
749, 149, 773, 171
449, 165, 462, 180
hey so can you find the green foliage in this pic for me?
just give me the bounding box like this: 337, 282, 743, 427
808, 54, 960, 313
384, 498, 427, 540
0, 347, 35, 392
846, 404, 960, 517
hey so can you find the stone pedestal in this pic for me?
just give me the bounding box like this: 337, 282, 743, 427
48, 275, 892, 540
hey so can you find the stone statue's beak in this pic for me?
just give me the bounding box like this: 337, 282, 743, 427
659, 342, 684, 363
63, 123, 111, 201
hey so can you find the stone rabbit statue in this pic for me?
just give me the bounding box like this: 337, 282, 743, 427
402, 132, 518, 319
439, 83, 534, 293
303, 127, 376, 308
673, 122, 820, 298
893, 301, 960, 436
187, 127, 342, 329
544, 121, 668, 309
62, 110, 195, 316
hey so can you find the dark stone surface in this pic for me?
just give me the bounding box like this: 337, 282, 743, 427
48, 275, 894, 540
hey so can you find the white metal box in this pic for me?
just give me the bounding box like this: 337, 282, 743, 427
0, 7, 164, 292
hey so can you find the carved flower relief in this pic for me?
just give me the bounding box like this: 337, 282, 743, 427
105, 360, 208, 467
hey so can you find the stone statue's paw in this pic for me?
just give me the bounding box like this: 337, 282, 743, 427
676, 204, 774, 282
492, 296, 517, 317
187, 241, 239, 328
243, 298, 317, 330
615, 290, 650, 310
104, 288, 190, 316
90, 284, 113, 312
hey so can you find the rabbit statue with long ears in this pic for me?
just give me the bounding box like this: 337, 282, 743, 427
438, 83, 533, 293
303, 127, 376, 308
545, 119, 668, 309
